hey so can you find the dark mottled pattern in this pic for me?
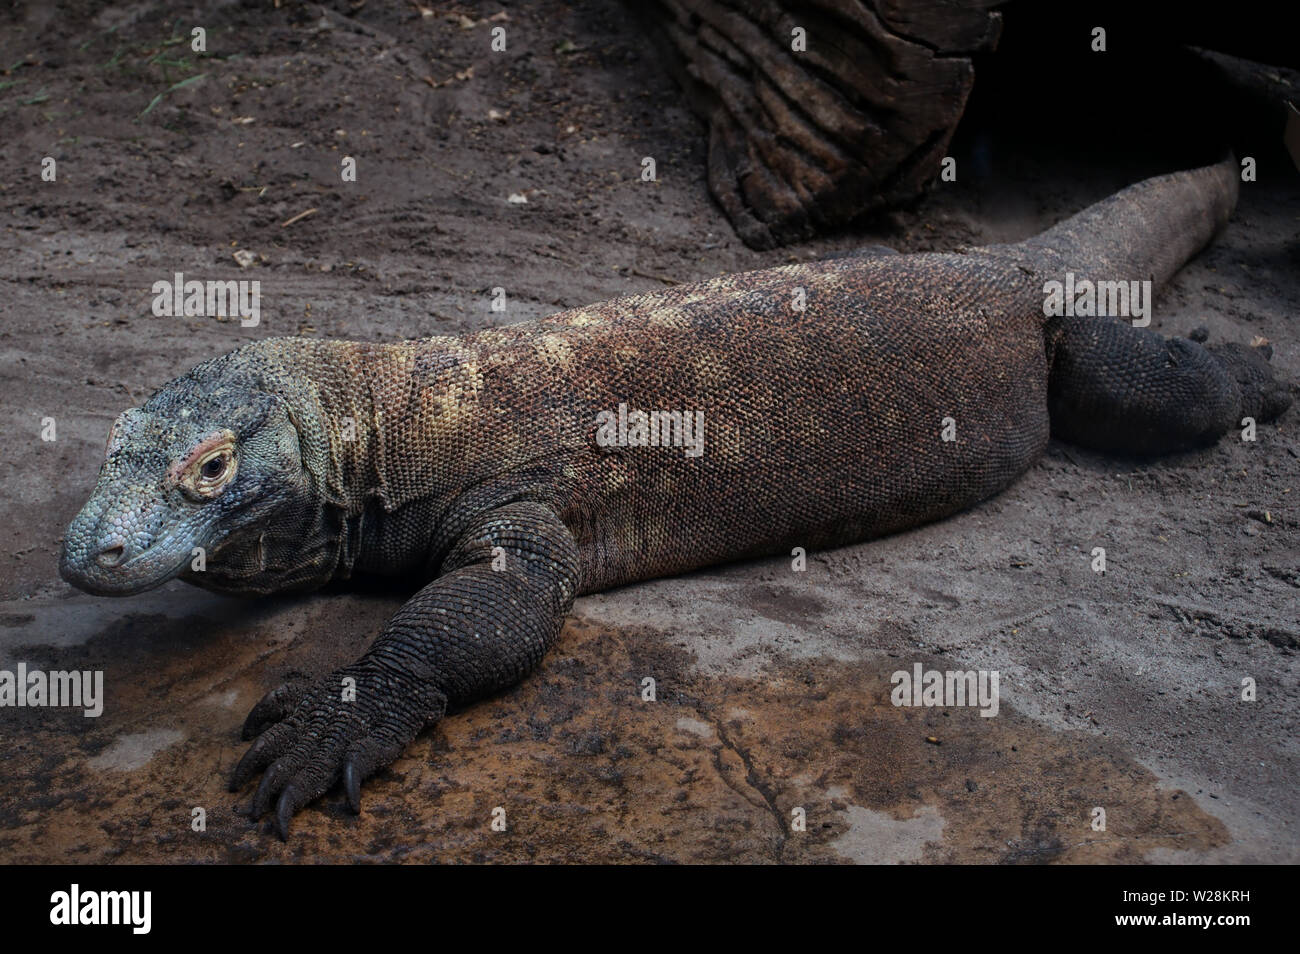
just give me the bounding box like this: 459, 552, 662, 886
59, 158, 1290, 837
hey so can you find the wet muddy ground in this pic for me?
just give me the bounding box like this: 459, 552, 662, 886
1, 2, 1296, 862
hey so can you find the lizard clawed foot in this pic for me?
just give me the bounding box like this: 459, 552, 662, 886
228, 664, 448, 839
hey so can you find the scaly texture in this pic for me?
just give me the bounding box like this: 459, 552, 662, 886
60, 157, 1290, 837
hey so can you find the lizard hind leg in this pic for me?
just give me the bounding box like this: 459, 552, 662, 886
1046, 316, 1291, 455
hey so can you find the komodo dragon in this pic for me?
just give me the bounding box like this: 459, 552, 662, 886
60, 157, 1291, 838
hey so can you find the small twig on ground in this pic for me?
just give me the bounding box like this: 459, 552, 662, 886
280, 208, 318, 228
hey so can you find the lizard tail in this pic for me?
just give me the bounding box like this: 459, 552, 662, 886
1017, 155, 1290, 455
1016, 154, 1239, 291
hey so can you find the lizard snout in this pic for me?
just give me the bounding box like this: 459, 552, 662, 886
60, 496, 188, 597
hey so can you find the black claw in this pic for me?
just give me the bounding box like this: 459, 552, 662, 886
343, 759, 362, 814
230, 733, 273, 791
250, 766, 282, 819
275, 785, 299, 841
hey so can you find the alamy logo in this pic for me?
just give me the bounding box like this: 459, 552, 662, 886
151, 271, 260, 326
0, 663, 103, 717
50, 884, 151, 934
595, 402, 705, 458
891, 663, 999, 717
1042, 271, 1151, 327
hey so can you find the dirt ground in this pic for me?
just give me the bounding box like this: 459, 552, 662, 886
0, 1, 1296, 863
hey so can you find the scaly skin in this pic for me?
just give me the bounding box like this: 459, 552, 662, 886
60, 158, 1290, 838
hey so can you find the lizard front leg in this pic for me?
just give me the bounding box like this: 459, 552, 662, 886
228, 501, 580, 839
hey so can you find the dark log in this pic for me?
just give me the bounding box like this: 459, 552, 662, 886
642, 0, 1003, 248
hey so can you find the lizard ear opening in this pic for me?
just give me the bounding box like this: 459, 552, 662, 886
255, 387, 327, 487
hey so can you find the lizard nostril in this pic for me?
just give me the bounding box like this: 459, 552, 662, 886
96, 543, 127, 567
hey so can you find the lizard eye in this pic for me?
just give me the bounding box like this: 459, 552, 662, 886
170, 430, 238, 500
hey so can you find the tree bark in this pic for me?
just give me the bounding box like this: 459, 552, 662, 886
644, 0, 1004, 248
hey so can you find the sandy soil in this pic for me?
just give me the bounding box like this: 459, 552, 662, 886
0, 1, 1296, 863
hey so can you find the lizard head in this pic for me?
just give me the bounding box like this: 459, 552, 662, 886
60, 363, 307, 596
